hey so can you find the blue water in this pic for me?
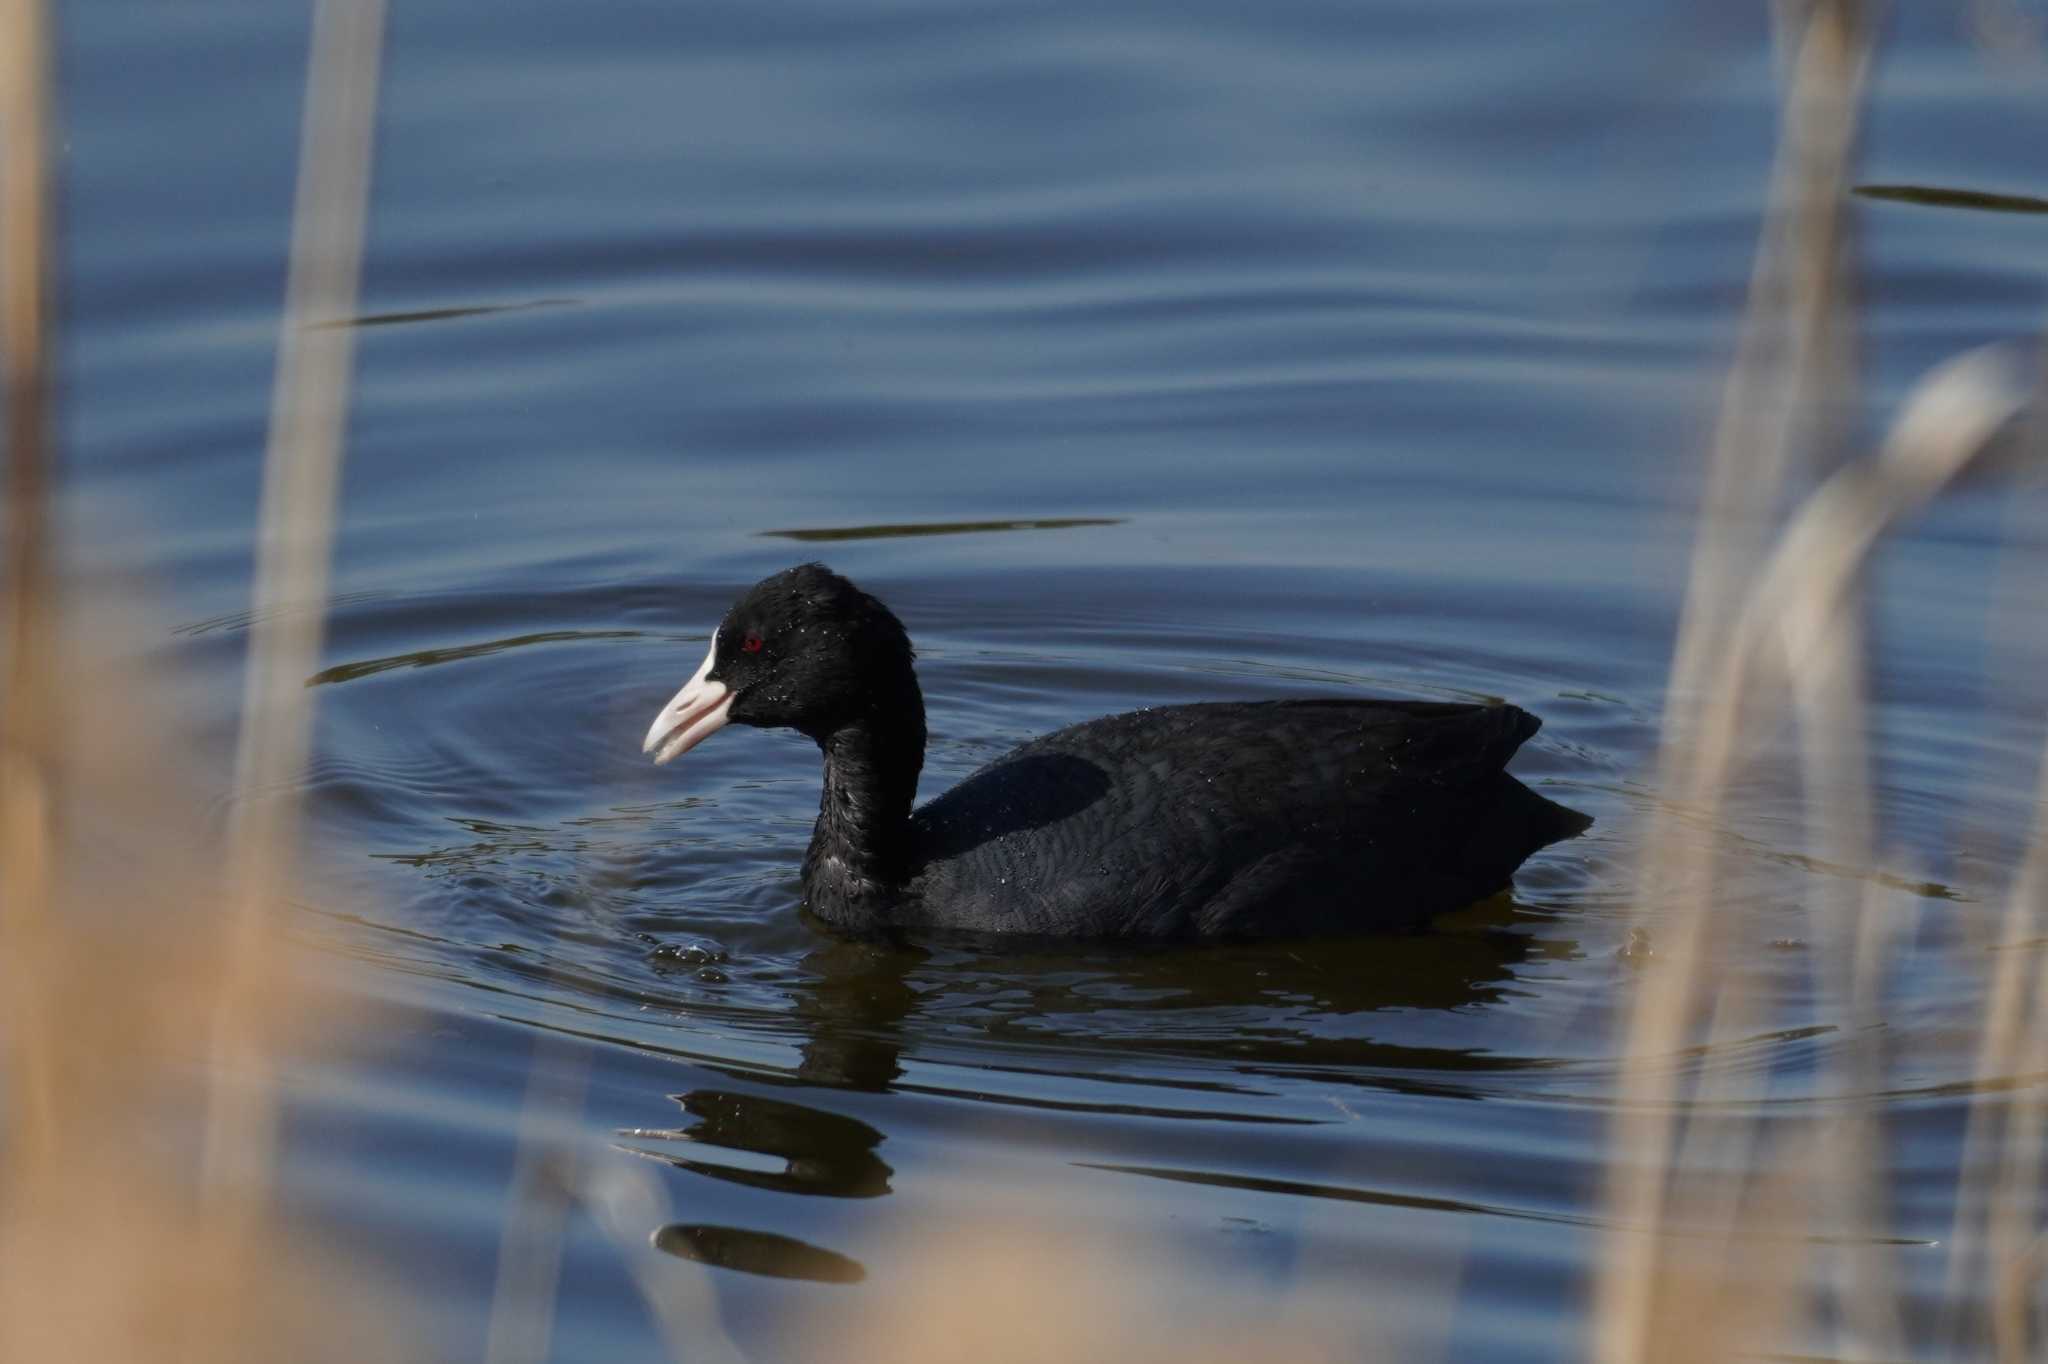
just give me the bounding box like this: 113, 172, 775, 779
51, 1, 2048, 1358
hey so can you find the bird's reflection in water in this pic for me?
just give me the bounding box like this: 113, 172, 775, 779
625, 1088, 893, 1198
622, 941, 916, 1208
651, 1222, 867, 1284
638, 940, 921, 1285
639, 895, 1562, 1284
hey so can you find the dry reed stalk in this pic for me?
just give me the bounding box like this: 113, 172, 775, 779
1954, 383, 2048, 1356
485, 1057, 588, 1364
1596, 1, 2048, 1358
482, 1055, 747, 1363
207, 0, 388, 1203
1955, 712, 2048, 1357
0, 617, 422, 1364
0, 0, 57, 1170
1661, 0, 1869, 722
1, 1, 425, 1359
577, 1158, 741, 1363
1594, 5, 1875, 1356
792, 1201, 1360, 1364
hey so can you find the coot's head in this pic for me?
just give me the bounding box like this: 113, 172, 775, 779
643, 563, 918, 763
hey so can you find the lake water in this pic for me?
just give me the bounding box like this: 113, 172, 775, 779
52, 1, 2048, 1358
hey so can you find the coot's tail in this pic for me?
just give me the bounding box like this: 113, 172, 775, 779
1521, 783, 1593, 847
1453, 776, 1591, 904
1491, 710, 1591, 846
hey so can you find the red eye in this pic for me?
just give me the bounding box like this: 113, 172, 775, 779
742, 633, 763, 653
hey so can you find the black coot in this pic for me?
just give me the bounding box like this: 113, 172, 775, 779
644, 564, 1590, 939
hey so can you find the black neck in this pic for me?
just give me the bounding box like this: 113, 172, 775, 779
801, 680, 925, 929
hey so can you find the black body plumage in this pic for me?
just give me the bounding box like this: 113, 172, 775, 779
650, 564, 1590, 940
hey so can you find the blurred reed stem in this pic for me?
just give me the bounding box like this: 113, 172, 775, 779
1596, 2, 2048, 1359
206, 0, 387, 1201
0, 0, 56, 1167
1596, 1, 1875, 1347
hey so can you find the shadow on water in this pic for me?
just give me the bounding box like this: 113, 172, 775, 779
306, 629, 641, 686
758, 517, 1124, 542
1854, 182, 2048, 214
309, 297, 581, 329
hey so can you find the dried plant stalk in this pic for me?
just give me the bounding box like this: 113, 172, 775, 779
0, 0, 56, 1168
207, 0, 388, 1201
1595, 1, 2048, 1358
1594, 4, 1875, 1356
